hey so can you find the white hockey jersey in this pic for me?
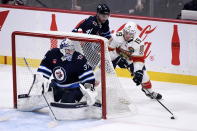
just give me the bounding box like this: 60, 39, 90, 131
108, 31, 145, 72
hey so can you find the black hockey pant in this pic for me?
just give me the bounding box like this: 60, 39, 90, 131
49, 81, 83, 103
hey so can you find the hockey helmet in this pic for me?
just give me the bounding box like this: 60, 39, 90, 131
60, 39, 75, 57
123, 22, 137, 40
60, 39, 75, 50
97, 4, 110, 15
123, 22, 137, 35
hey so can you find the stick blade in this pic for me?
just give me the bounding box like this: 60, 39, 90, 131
18, 94, 29, 99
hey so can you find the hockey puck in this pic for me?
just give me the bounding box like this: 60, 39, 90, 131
170, 116, 175, 119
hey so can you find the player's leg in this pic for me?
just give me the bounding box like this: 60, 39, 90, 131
49, 81, 64, 102
141, 71, 162, 100
61, 88, 83, 103
17, 78, 54, 111
51, 81, 96, 104
49, 80, 83, 103
128, 64, 162, 100
112, 56, 129, 68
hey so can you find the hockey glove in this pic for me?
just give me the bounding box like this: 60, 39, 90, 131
84, 83, 95, 91
34, 73, 49, 94
112, 56, 129, 69
133, 70, 143, 86
79, 83, 97, 106
127, 63, 134, 76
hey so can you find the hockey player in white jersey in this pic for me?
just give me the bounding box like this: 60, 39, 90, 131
109, 21, 162, 100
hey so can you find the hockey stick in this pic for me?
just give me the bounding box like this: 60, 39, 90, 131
144, 89, 175, 119
41, 84, 57, 120
50, 101, 101, 108
24, 57, 33, 75
18, 58, 36, 98
17, 58, 58, 121
126, 68, 175, 119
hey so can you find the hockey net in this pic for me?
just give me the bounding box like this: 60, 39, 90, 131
12, 31, 132, 119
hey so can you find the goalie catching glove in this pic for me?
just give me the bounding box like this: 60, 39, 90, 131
133, 70, 143, 86
79, 83, 97, 106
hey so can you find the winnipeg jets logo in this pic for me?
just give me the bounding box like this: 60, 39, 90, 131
53, 66, 67, 83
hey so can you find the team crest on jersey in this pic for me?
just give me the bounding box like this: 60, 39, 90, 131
128, 47, 134, 53
93, 21, 97, 26
53, 66, 67, 83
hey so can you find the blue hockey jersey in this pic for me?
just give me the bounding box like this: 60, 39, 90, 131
72, 16, 111, 39
37, 48, 95, 88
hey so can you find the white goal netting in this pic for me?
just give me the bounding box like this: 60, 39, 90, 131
12, 31, 132, 119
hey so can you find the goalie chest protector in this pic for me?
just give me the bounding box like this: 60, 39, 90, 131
38, 48, 95, 87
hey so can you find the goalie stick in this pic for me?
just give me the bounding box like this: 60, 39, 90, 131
17, 57, 58, 120
50, 101, 101, 108
41, 84, 57, 120
18, 58, 36, 98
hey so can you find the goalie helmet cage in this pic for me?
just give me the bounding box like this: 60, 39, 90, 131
11, 31, 131, 119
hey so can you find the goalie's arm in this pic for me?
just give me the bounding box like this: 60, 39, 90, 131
77, 57, 97, 105
35, 49, 55, 92
77, 56, 95, 86
37, 49, 54, 79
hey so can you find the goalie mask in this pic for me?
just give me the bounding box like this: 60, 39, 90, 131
60, 39, 75, 61
123, 22, 137, 41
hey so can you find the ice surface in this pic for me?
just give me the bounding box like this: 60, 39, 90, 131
1, 64, 197, 131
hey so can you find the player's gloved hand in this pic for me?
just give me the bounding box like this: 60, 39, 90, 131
112, 56, 129, 68
84, 83, 95, 91
34, 73, 49, 94
79, 83, 97, 106
133, 70, 143, 86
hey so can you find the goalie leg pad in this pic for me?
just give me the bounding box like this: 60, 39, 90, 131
79, 84, 98, 106
17, 91, 54, 111
49, 102, 102, 120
